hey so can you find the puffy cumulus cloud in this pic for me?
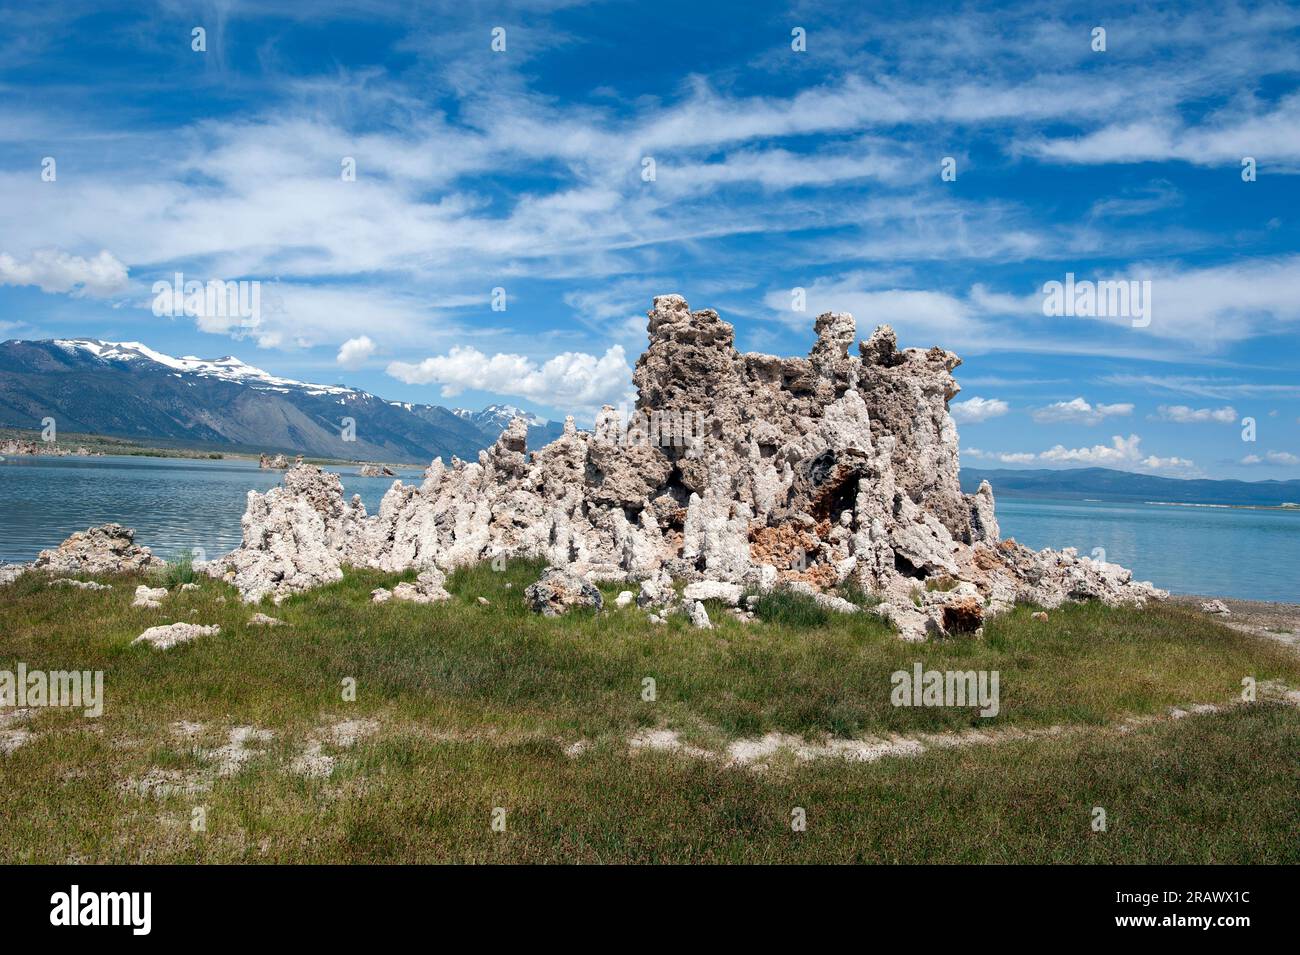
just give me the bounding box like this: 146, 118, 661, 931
387, 344, 632, 412
1155, 404, 1237, 424
1039, 433, 1143, 465
1032, 397, 1133, 425
0, 248, 127, 297
1241, 451, 1300, 466
949, 396, 1009, 423
970, 435, 1196, 473
1141, 454, 1196, 470
336, 335, 376, 369
964, 448, 1036, 465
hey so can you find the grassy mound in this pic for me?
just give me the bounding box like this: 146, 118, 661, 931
1, 560, 1297, 863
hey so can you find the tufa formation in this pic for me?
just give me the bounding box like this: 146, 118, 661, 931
207, 295, 1166, 638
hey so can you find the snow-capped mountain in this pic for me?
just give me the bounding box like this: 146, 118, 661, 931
453, 403, 564, 450
0, 339, 562, 463
454, 403, 550, 431
51, 339, 354, 396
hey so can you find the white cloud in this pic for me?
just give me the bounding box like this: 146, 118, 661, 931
4, 1, 1300, 387
1032, 397, 1133, 425
763, 273, 990, 348
386, 344, 632, 412
1241, 451, 1300, 466
969, 434, 1196, 474
965, 448, 1036, 465
949, 396, 1009, 423
1141, 454, 1196, 470
1087, 256, 1300, 345
958, 257, 1300, 353
1024, 93, 1300, 170
1155, 404, 1237, 424
0, 248, 127, 297
1106, 374, 1300, 401
336, 335, 376, 369
1040, 434, 1144, 465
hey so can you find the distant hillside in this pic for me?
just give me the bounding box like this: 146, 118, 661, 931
0, 339, 563, 463
961, 466, 1300, 507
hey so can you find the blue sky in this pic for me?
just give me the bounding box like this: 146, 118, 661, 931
1, 0, 1298, 479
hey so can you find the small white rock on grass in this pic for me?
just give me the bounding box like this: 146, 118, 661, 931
132, 622, 220, 650
688, 601, 713, 630
132, 585, 168, 608
682, 581, 743, 606
50, 578, 111, 591
248, 612, 284, 627
614, 590, 635, 608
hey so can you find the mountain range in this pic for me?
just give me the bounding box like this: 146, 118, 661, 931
961, 467, 1300, 506
0, 339, 564, 463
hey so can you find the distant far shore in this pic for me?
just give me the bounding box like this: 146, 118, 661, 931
0, 426, 410, 470
1143, 500, 1300, 512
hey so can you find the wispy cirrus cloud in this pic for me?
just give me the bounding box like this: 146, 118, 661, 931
0, 0, 1297, 475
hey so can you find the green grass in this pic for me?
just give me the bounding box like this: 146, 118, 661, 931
2, 560, 1298, 863
749, 588, 832, 629
152, 555, 199, 588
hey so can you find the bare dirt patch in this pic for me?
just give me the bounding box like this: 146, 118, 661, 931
1173, 596, 1300, 653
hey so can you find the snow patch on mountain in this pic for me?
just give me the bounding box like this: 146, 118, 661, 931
52, 339, 355, 396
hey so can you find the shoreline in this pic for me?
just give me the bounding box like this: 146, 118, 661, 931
1144, 500, 1300, 512
0, 427, 419, 471
1171, 595, 1300, 653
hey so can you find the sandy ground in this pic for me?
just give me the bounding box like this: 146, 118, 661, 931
1172, 595, 1300, 653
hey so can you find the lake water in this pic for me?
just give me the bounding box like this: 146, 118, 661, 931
1, 455, 1296, 602
995, 498, 1299, 603
0, 454, 426, 568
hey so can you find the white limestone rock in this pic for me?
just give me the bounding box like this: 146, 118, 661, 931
32, 524, 163, 576
687, 600, 713, 630
50, 578, 111, 591
132, 585, 168, 608
682, 580, 744, 606
133, 622, 220, 650
390, 567, 452, 604
524, 566, 603, 616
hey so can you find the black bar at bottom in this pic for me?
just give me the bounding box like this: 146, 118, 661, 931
0, 864, 1282, 940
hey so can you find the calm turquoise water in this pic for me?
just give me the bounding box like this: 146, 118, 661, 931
1, 456, 1296, 602
0, 454, 425, 567
995, 498, 1299, 603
